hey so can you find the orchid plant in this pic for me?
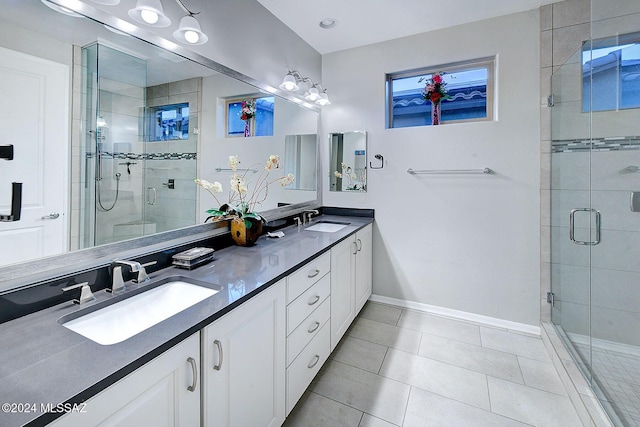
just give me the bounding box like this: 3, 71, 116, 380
195, 155, 295, 228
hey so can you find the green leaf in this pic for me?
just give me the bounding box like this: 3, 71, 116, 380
244, 218, 253, 228
205, 209, 226, 216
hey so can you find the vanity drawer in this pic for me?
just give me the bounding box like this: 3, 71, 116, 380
286, 298, 330, 366
287, 252, 330, 303
286, 321, 330, 415
287, 274, 330, 335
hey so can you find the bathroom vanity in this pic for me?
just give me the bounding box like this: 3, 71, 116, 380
0, 213, 373, 427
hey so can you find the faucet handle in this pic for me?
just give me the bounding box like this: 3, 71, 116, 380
134, 261, 157, 283
62, 282, 95, 304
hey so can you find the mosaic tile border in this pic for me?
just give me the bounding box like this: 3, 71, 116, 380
552, 137, 640, 153
88, 152, 198, 160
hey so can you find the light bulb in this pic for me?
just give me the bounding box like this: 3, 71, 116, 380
305, 87, 320, 101
140, 9, 159, 24
184, 30, 200, 44
279, 74, 299, 92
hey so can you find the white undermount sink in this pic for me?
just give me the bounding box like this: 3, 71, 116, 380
305, 221, 349, 233
60, 280, 219, 345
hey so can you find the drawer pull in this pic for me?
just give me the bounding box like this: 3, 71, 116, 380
308, 295, 321, 306
308, 354, 320, 369
213, 340, 223, 371
307, 269, 320, 278
187, 357, 198, 392
308, 321, 321, 333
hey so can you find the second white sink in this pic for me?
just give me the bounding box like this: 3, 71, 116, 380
61, 280, 219, 345
305, 222, 349, 233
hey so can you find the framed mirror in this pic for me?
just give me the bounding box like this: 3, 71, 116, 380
0, 0, 320, 287
284, 134, 318, 192
329, 131, 367, 192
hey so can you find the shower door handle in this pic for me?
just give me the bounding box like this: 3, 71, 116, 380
147, 187, 157, 205
569, 208, 601, 245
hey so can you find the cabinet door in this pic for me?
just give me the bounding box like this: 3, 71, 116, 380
202, 281, 286, 427
355, 224, 373, 314
330, 236, 356, 350
50, 333, 200, 427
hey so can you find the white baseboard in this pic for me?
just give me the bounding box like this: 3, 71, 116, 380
369, 294, 541, 336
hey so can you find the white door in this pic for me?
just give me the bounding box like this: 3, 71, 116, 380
0, 47, 69, 266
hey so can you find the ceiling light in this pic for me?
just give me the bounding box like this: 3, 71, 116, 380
173, 15, 208, 45
279, 73, 299, 92
41, 0, 82, 17
319, 18, 338, 29
128, 0, 171, 27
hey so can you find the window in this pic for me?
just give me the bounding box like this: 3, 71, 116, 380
149, 103, 189, 141
226, 96, 275, 137
583, 32, 640, 112
386, 58, 495, 128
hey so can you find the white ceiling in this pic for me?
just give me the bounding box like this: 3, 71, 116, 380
257, 0, 561, 54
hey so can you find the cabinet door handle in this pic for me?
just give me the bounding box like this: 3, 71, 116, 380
352, 241, 358, 255
357, 238, 362, 252
307, 269, 320, 278
213, 340, 223, 371
308, 295, 320, 306
308, 355, 320, 369
187, 357, 198, 392
308, 321, 321, 333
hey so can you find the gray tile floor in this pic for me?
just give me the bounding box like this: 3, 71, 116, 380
284, 302, 583, 427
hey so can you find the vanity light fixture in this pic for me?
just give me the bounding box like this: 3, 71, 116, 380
128, 0, 171, 27
279, 70, 331, 106
172, 0, 208, 45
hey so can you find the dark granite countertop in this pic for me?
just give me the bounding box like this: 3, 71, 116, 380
0, 215, 373, 427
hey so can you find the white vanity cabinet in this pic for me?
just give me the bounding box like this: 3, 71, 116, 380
50, 333, 201, 427
354, 224, 373, 314
330, 224, 373, 350
201, 280, 286, 427
285, 252, 331, 414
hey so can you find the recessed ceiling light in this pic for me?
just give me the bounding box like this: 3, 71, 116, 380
319, 18, 338, 29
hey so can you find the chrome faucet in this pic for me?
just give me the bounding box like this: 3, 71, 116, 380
62, 282, 95, 304
110, 259, 157, 292
303, 210, 320, 224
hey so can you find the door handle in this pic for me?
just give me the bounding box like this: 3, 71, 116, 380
147, 187, 157, 205
569, 208, 601, 245
42, 213, 60, 219
187, 357, 198, 392
213, 339, 223, 371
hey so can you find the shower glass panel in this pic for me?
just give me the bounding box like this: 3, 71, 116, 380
551, 1, 640, 424
83, 44, 149, 247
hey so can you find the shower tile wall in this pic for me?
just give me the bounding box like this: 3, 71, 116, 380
70, 46, 83, 251
145, 77, 201, 233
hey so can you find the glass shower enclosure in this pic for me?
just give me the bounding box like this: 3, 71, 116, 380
80, 43, 198, 249
550, 1, 640, 425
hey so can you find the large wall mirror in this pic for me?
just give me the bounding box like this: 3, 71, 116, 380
329, 131, 367, 192
0, 0, 319, 286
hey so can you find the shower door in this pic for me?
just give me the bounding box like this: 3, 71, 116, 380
551, 23, 640, 426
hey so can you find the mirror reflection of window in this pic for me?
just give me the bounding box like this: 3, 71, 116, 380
582, 31, 640, 112
150, 103, 189, 141
226, 96, 275, 137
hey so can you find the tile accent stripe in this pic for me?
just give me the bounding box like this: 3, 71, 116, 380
88, 152, 198, 160
552, 137, 640, 153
